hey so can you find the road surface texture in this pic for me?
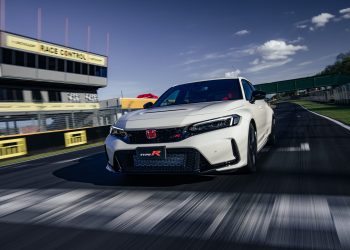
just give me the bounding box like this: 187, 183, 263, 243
0, 102, 349, 250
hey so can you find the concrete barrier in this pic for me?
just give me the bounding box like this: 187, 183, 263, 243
0, 138, 27, 160
307, 83, 350, 104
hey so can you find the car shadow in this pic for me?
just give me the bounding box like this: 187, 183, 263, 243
52, 153, 215, 187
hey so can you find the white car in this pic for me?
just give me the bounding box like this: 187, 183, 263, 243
105, 78, 275, 174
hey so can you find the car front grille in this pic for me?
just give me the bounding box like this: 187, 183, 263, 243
111, 140, 240, 173
115, 148, 201, 173
126, 127, 186, 144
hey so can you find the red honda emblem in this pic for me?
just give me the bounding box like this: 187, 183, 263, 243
146, 129, 157, 139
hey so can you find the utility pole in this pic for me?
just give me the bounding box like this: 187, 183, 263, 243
87, 25, 91, 52
106, 32, 110, 56
37, 8, 42, 40
0, 0, 5, 31
64, 17, 69, 46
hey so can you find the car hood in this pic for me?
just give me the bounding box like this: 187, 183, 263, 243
116, 100, 245, 130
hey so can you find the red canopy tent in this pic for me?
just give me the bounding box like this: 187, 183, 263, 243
137, 93, 159, 99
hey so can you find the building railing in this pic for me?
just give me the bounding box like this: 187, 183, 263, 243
0, 109, 119, 136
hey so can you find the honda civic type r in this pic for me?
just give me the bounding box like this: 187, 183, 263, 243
105, 78, 275, 174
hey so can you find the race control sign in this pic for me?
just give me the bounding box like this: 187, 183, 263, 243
4, 33, 106, 66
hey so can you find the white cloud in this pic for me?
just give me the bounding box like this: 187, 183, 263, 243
250, 58, 260, 65
191, 68, 229, 79
311, 13, 334, 27
245, 40, 307, 73
247, 59, 292, 73
339, 7, 350, 19
289, 36, 304, 44
179, 50, 196, 56
256, 40, 307, 61
295, 19, 309, 29
225, 69, 241, 77
191, 68, 241, 79
234, 29, 250, 36
181, 52, 230, 65
298, 61, 313, 66
297, 24, 308, 29
180, 44, 257, 66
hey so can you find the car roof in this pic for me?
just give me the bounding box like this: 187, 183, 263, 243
172, 77, 249, 88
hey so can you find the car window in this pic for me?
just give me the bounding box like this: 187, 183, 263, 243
153, 79, 243, 107
248, 81, 256, 91
159, 89, 180, 106
242, 80, 254, 101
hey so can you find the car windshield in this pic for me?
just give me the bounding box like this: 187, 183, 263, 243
153, 79, 243, 107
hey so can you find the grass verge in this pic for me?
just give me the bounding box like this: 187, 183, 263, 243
290, 100, 350, 125
0, 141, 104, 167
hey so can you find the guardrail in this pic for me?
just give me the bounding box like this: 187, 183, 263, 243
0, 125, 110, 161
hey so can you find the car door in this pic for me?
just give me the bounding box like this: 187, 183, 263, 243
241, 79, 267, 144
248, 81, 269, 141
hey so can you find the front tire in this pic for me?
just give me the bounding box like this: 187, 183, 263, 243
267, 116, 276, 146
245, 123, 257, 173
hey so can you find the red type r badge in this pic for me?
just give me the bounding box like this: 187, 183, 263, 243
136, 146, 166, 160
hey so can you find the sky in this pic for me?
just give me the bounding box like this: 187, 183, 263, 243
4, 0, 350, 99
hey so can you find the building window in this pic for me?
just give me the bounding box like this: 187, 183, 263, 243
2, 48, 13, 64
67, 93, 81, 102
15, 51, 25, 66
32, 90, 43, 102
74, 62, 81, 74
95, 66, 101, 76
48, 57, 56, 70
38, 55, 47, 69
0, 48, 107, 77
101, 67, 107, 77
27, 53, 36, 68
89, 64, 95, 76
0, 88, 24, 102
48, 91, 62, 102
57, 59, 64, 72
85, 93, 98, 102
67, 61, 73, 73
82, 63, 88, 75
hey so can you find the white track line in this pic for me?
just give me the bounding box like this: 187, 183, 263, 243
261, 143, 310, 153
296, 103, 350, 131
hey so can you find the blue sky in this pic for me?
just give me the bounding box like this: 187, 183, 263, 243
5, 0, 350, 99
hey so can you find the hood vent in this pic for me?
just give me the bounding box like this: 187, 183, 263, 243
145, 108, 187, 114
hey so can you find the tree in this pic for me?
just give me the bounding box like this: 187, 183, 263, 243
319, 51, 350, 75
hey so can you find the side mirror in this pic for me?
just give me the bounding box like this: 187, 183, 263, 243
250, 90, 266, 103
143, 102, 153, 109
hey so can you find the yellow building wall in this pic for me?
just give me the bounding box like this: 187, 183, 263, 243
120, 98, 157, 109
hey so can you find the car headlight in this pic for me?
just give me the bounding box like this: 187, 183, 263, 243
110, 126, 127, 137
188, 115, 240, 134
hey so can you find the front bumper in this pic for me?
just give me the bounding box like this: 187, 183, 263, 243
105, 125, 248, 173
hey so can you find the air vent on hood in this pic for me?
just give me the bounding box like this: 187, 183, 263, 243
145, 108, 187, 114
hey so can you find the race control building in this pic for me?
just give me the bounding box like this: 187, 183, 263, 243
0, 31, 108, 135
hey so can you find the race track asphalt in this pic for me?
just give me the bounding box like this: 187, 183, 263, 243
0, 102, 349, 250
